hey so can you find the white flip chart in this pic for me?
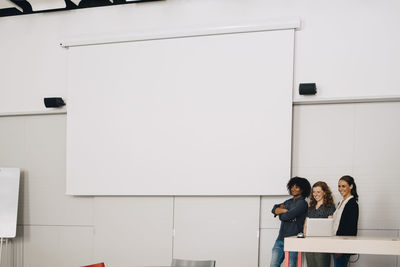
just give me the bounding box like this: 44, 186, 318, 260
0, 168, 20, 238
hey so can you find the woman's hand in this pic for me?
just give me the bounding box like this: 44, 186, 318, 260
274, 207, 289, 215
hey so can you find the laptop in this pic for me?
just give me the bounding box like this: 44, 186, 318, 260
305, 218, 334, 237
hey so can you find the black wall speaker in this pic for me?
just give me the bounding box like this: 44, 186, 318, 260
44, 97, 65, 108
299, 83, 317, 95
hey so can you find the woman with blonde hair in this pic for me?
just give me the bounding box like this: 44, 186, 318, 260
305, 181, 336, 267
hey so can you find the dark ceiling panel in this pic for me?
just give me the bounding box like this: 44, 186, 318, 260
0, 0, 164, 17
0, 7, 22, 17
9, 0, 32, 13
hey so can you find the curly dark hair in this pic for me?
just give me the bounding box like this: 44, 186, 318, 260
309, 181, 335, 208
286, 176, 311, 198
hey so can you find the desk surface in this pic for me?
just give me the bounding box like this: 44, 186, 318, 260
284, 236, 400, 255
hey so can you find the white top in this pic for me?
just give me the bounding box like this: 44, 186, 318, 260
332, 195, 353, 235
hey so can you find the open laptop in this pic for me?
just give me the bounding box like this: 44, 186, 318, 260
305, 218, 334, 237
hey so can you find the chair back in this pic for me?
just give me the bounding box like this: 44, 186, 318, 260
81, 263, 105, 267
172, 258, 215, 267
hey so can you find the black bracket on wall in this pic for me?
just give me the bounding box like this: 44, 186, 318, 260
299, 83, 317, 95
0, 0, 164, 18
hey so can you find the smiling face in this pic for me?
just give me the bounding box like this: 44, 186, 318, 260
290, 184, 303, 198
338, 179, 353, 199
312, 186, 325, 203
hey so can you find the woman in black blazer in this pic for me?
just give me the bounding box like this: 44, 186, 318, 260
332, 175, 359, 267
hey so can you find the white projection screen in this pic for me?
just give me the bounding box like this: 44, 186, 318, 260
66, 29, 294, 195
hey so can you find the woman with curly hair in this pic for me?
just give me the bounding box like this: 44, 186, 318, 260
305, 181, 336, 267
270, 177, 311, 267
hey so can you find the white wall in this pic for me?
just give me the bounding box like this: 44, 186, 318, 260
1, 0, 400, 113
291, 102, 400, 266
1, 102, 399, 267
1, 1, 400, 267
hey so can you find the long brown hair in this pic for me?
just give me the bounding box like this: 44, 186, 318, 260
309, 181, 335, 208
339, 175, 358, 201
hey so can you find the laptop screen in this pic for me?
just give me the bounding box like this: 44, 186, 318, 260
306, 218, 334, 237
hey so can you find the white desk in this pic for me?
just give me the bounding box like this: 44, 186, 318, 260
284, 236, 400, 267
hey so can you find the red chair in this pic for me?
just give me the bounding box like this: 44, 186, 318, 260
81, 263, 105, 267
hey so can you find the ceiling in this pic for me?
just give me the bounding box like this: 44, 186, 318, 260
0, 0, 163, 17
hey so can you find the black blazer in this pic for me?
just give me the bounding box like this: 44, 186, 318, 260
336, 197, 359, 236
